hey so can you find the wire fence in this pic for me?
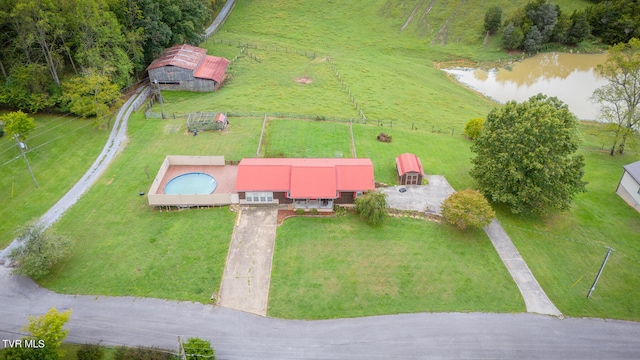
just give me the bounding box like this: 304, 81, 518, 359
210, 38, 319, 59
326, 57, 366, 122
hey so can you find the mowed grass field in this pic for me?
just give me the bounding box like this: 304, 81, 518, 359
40, 114, 262, 302
11, 0, 640, 320
0, 114, 108, 248
269, 215, 524, 319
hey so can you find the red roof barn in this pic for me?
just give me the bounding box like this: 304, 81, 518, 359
235, 158, 375, 211
147, 44, 229, 92
396, 153, 424, 185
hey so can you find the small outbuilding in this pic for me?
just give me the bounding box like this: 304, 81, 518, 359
616, 160, 640, 213
396, 153, 424, 185
147, 44, 229, 92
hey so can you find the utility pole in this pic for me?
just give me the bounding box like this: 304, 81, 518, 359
14, 134, 38, 188
153, 79, 166, 119
587, 247, 613, 298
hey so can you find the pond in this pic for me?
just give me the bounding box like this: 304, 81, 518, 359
444, 52, 609, 120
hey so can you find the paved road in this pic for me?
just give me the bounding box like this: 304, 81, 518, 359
1, 267, 639, 359
218, 207, 278, 316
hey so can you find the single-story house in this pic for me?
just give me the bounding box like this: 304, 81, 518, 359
396, 153, 424, 185
235, 158, 375, 211
616, 160, 640, 213
147, 44, 229, 92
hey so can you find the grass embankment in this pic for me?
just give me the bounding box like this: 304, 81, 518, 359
0, 115, 108, 248
41, 114, 262, 302
269, 214, 524, 319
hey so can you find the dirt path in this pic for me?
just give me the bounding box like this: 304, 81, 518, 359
217, 207, 278, 316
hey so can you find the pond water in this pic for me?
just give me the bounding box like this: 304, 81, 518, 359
444, 52, 609, 120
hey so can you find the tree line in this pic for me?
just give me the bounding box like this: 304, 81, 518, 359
0, 0, 220, 117
485, 0, 640, 54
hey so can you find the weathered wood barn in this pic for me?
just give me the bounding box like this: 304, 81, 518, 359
616, 160, 640, 213
235, 158, 375, 211
396, 153, 424, 185
147, 44, 229, 92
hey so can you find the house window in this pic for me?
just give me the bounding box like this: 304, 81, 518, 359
245, 191, 273, 202
245, 192, 254, 202
355, 191, 363, 197
637, 188, 640, 195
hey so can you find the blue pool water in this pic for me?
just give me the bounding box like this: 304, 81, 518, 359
164, 172, 217, 194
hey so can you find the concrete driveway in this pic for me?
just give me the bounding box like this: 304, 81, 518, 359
217, 207, 278, 316
378, 175, 455, 215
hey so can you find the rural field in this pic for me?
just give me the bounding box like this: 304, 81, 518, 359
3, 0, 639, 320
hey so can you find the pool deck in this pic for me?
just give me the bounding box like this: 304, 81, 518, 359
155, 165, 238, 195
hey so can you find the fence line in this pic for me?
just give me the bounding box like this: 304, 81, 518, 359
256, 113, 267, 157
350, 119, 357, 158
241, 47, 261, 63
326, 57, 366, 123
211, 38, 318, 59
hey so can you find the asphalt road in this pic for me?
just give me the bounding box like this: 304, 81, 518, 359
1, 267, 639, 359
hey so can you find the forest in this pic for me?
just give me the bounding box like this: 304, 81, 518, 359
0, 0, 219, 117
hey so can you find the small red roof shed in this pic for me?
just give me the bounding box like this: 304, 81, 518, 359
396, 153, 424, 185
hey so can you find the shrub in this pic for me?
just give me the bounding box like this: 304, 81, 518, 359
309, 208, 318, 215
113, 346, 177, 360
441, 189, 495, 230
295, 209, 305, 215
464, 118, 484, 140
77, 344, 104, 360
9, 223, 73, 280
354, 191, 387, 226
183, 338, 215, 360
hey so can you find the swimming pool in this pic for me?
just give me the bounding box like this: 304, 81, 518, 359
164, 172, 217, 194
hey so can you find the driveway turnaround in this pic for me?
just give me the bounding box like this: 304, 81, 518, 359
484, 219, 563, 316
1, 267, 640, 359
217, 207, 278, 316
379, 175, 455, 215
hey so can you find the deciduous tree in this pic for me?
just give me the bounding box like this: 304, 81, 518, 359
484, 6, 502, 35
470, 94, 586, 215
1, 110, 36, 141
591, 38, 640, 155
3, 308, 72, 360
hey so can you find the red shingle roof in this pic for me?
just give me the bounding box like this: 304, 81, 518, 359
235, 158, 375, 199
396, 153, 423, 176
147, 44, 229, 82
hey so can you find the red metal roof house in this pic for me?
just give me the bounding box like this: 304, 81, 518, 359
396, 153, 424, 185
147, 44, 229, 92
235, 158, 375, 211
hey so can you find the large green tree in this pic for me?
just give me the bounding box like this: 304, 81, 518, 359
9, 223, 73, 280
1, 110, 36, 141
2, 308, 71, 360
470, 94, 586, 215
591, 38, 640, 155
354, 191, 387, 226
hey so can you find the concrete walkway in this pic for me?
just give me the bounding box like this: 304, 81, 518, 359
484, 219, 563, 316
217, 207, 278, 316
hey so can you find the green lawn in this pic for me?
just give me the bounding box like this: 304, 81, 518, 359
268, 214, 525, 319
40, 113, 262, 302
261, 119, 353, 158
0, 114, 108, 248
